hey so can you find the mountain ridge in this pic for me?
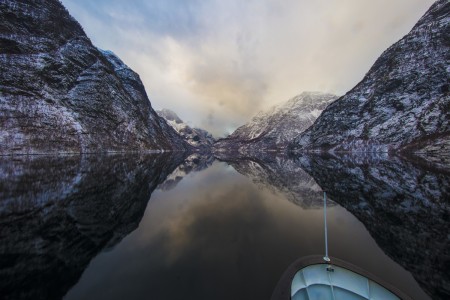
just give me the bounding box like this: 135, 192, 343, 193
157, 108, 215, 150
214, 91, 337, 153
0, 0, 188, 154
289, 0, 449, 155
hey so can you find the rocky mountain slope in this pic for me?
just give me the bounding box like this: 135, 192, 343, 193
0, 0, 187, 154
290, 0, 449, 154
214, 92, 337, 153
157, 109, 215, 150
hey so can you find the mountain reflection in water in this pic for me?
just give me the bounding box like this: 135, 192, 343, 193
0, 153, 185, 300
291, 153, 449, 299
0, 153, 448, 300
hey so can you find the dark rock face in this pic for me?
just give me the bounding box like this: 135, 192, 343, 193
0, 0, 188, 154
294, 153, 449, 299
214, 92, 337, 154
157, 108, 215, 150
0, 153, 186, 300
290, 0, 449, 154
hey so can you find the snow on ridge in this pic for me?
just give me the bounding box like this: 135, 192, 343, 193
289, 0, 450, 155
225, 92, 338, 148
157, 109, 215, 148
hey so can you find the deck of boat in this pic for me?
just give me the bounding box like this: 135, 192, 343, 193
271, 255, 412, 300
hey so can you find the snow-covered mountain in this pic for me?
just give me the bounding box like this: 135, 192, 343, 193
214, 92, 337, 153
157, 108, 215, 149
0, 0, 188, 154
290, 0, 449, 155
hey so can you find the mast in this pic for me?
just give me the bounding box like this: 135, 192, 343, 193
323, 191, 330, 263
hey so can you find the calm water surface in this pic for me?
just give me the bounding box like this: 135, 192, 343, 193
0, 153, 448, 300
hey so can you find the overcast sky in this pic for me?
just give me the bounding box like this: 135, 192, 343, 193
61, 0, 434, 137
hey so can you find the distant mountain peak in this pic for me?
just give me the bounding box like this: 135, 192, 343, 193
214, 92, 338, 153
157, 108, 184, 124
157, 109, 215, 149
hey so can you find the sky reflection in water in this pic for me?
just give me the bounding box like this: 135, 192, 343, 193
63, 157, 434, 300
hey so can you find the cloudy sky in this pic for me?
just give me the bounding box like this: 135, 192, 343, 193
61, 0, 434, 137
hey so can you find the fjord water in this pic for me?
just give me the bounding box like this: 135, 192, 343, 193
0, 154, 448, 300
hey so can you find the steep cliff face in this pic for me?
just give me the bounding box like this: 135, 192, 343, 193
295, 153, 449, 299
0, 153, 186, 300
157, 109, 215, 150
290, 0, 449, 154
0, 0, 187, 154
214, 92, 337, 153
